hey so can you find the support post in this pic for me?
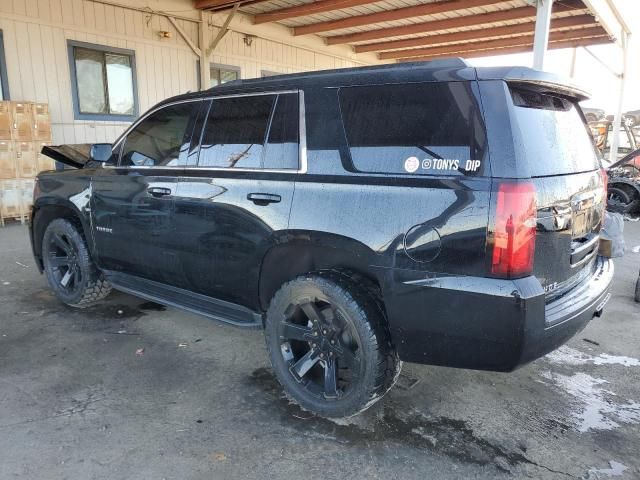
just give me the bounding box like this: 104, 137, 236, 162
532, 0, 553, 70
609, 32, 631, 165
569, 47, 577, 78
199, 10, 209, 90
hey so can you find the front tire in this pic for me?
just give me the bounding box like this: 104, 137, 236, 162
42, 218, 112, 308
264, 271, 400, 418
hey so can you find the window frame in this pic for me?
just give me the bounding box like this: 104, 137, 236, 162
0, 30, 9, 100
67, 40, 139, 121
116, 100, 202, 168
107, 90, 306, 174
337, 81, 488, 178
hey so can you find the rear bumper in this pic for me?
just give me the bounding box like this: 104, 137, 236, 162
382, 256, 614, 371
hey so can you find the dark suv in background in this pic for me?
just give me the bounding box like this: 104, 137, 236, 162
31, 59, 613, 417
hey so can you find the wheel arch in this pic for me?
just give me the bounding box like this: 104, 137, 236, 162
258, 231, 384, 313
31, 199, 94, 272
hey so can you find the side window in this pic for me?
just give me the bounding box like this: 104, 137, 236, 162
120, 103, 195, 167
198, 95, 275, 169
339, 82, 487, 176
264, 93, 299, 170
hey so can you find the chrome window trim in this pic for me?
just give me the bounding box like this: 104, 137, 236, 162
104, 89, 306, 174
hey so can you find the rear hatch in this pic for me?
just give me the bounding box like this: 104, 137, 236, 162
509, 83, 605, 298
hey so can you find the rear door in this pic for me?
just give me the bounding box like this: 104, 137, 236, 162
171, 91, 300, 310
91, 100, 201, 283
504, 84, 605, 296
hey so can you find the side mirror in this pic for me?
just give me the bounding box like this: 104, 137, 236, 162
89, 143, 113, 163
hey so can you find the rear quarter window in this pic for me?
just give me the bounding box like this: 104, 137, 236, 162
510, 87, 600, 177
338, 82, 487, 176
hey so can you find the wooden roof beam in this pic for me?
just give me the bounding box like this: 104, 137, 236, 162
195, 0, 269, 11
253, 0, 380, 25
398, 35, 612, 62
325, 0, 585, 45
292, 0, 506, 36
382, 26, 609, 60
355, 14, 596, 53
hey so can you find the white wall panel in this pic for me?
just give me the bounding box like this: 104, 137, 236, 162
0, 0, 369, 145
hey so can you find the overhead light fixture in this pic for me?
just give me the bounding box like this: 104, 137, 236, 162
243, 34, 256, 47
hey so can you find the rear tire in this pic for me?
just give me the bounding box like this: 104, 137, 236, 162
264, 271, 400, 418
42, 218, 112, 308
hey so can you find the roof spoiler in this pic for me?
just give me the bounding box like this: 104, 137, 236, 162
476, 66, 590, 101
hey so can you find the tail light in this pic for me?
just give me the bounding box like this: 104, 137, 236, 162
599, 167, 608, 205
489, 182, 537, 279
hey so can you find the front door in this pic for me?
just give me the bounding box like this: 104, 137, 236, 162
91, 100, 202, 284
172, 92, 301, 310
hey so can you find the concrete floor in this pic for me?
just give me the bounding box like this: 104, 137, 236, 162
1, 221, 639, 480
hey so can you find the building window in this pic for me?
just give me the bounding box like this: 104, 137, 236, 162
68, 41, 138, 120
0, 31, 9, 100
210, 64, 240, 88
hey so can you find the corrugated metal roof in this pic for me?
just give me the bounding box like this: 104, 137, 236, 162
245, 0, 527, 30
197, 0, 613, 61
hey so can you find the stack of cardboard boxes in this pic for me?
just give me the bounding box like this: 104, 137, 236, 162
0, 101, 55, 225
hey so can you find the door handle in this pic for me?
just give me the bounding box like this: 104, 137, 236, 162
147, 186, 172, 197
247, 192, 281, 205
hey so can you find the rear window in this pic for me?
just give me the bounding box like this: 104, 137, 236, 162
510, 87, 600, 177
338, 82, 487, 176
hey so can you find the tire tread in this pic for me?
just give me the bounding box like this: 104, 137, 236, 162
265, 269, 400, 417
42, 218, 112, 308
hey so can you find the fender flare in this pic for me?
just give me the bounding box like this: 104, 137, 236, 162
257, 230, 383, 311
31, 198, 95, 271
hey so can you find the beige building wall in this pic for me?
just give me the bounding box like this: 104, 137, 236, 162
0, 0, 376, 145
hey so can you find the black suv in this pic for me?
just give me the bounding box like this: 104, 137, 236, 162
31, 59, 613, 417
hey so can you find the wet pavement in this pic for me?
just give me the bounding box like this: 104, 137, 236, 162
1, 221, 639, 479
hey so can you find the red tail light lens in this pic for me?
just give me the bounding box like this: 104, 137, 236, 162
599, 167, 608, 205
490, 182, 537, 279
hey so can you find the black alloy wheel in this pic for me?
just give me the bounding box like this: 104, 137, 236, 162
42, 218, 112, 307
278, 298, 361, 400
47, 230, 82, 294
265, 271, 400, 418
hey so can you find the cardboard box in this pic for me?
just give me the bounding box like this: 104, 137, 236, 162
0, 140, 16, 178
10, 102, 34, 141
15, 141, 37, 177
0, 101, 11, 140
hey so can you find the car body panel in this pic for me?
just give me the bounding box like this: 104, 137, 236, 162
32, 61, 613, 371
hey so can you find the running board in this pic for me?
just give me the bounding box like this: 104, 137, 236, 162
104, 271, 263, 328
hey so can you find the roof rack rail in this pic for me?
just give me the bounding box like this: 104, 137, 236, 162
400, 57, 469, 68
203, 57, 470, 91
